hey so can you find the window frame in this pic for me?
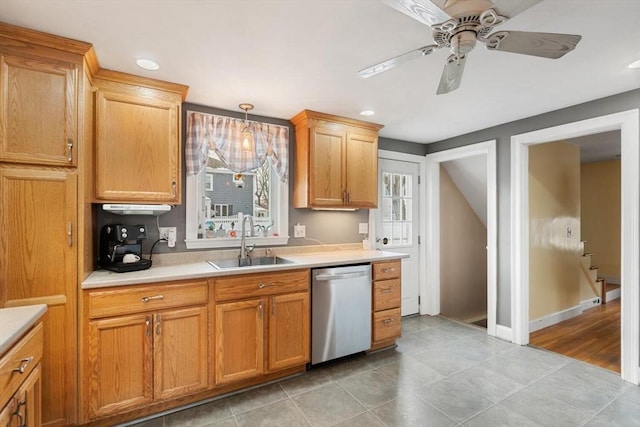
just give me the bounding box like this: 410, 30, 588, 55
185, 161, 289, 249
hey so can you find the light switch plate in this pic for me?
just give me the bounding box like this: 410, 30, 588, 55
358, 223, 369, 234
294, 224, 306, 238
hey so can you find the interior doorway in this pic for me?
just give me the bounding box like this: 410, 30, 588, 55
425, 140, 497, 336
511, 109, 639, 385
439, 157, 488, 328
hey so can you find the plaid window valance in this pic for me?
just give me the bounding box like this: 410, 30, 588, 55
185, 111, 289, 182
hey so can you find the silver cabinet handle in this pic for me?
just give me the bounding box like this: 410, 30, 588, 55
382, 268, 396, 273
145, 316, 152, 337
381, 288, 393, 294
141, 295, 164, 303
382, 318, 396, 326
258, 282, 275, 289
156, 314, 162, 336
67, 221, 73, 247
171, 181, 177, 198
258, 301, 263, 318
12, 357, 33, 374
67, 139, 73, 162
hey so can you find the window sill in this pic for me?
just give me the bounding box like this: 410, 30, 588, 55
185, 235, 290, 250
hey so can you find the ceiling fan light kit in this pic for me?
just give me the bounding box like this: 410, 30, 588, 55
361, 0, 582, 94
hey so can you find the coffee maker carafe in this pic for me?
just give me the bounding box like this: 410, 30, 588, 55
99, 224, 152, 272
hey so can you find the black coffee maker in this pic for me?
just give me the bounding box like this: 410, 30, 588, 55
99, 224, 152, 273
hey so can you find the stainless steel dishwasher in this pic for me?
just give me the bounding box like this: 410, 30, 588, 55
311, 264, 372, 364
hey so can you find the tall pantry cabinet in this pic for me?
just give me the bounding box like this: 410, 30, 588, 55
0, 23, 97, 426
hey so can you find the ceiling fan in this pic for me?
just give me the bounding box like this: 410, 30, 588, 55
358, 0, 581, 94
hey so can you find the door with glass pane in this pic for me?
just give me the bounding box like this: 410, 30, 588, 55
376, 159, 420, 315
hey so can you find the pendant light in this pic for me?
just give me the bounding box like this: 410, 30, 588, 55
239, 103, 254, 152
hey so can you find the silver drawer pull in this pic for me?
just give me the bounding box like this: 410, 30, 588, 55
382, 318, 396, 326
381, 268, 396, 273
141, 295, 164, 303
12, 357, 33, 374
381, 288, 393, 294
258, 283, 275, 289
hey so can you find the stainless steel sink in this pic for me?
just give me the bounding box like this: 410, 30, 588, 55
208, 256, 294, 270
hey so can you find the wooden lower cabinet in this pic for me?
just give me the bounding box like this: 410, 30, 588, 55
0, 322, 44, 427
371, 261, 402, 350
83, 281, 209, 422
215, 299, 265, 385
268, 292, 310, 371
214, 270, 310, 386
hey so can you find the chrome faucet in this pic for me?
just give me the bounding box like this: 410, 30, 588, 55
240, 214, 255, 260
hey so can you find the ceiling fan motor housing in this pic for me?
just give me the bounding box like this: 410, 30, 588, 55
451, 30, 477, 56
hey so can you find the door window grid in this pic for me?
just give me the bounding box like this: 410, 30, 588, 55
382, 173, 412, 246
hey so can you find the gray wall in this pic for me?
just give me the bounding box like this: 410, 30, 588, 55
425, 88, 640, 326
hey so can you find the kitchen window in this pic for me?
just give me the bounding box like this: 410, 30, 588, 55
184, 110, 289, 249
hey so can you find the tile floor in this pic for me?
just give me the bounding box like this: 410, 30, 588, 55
124, 315, 639, 427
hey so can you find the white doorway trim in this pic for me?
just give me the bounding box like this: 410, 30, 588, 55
373, 150, 427, 314
510, 109, 639, 385
425, 140, 497, 336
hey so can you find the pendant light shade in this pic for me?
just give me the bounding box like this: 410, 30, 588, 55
239, 103, 254, 152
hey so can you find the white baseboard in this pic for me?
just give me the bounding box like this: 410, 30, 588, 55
607, 287, 621, 302
495, 324, 513, 342
581, 297, 602, 311
529, 304, 583, 333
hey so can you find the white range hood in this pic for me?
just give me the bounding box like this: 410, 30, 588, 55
102, 204, 172, 215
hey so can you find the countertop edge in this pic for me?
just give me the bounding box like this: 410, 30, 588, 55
81, 250, 408, 289
0, 304, 47, 357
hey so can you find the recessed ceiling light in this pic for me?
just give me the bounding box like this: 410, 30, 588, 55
628, 59, 640, 69
136, 58, 160, 71
360, 110, 375, 116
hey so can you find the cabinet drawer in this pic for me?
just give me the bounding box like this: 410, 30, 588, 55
0, 322, 43, 407
373, 279, 401, 311
215, 269, 309, 302
373, 260, 401, 281
87, 280, 208, 318
372, 308, 401, 343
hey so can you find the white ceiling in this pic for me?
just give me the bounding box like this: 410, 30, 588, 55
2, 0, 639, 144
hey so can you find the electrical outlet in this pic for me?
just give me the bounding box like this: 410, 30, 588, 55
294, 224, 306, 238
359, 223, 369, 234
159, 227, 176, 242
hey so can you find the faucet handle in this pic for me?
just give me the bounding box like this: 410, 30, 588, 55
245, 244, 255, 256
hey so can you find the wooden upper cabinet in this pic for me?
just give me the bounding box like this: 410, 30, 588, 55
0, 43, 81, 167
93, 71, 188, 204
291, 110, 383, 209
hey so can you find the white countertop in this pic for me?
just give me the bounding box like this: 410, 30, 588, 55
0, 304, 47, 356
82, 249, 407, 289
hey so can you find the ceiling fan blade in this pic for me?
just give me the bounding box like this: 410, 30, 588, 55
382, 0, 451, 27
489, 0, 542, 19
358, 45, 439, 78
437, 55, 466, 95
485, 31, 581, 59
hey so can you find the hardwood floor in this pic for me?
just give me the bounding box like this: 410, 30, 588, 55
530, 299, 620, 373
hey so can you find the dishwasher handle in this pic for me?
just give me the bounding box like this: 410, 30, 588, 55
314, 271, 370, 281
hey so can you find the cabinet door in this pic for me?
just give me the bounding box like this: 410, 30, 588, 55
154, 306, 209, 400
86, 314, 153, 419
15, 364, 42, 427
268, 292, 310, 372
0, 399, 13, 427
0, 53, 78, 166
0, 166, 77, 426
215, 299, 265, 385
95, 89, 180, 203
309, 125, 346, 207
346, 131, 378, 208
